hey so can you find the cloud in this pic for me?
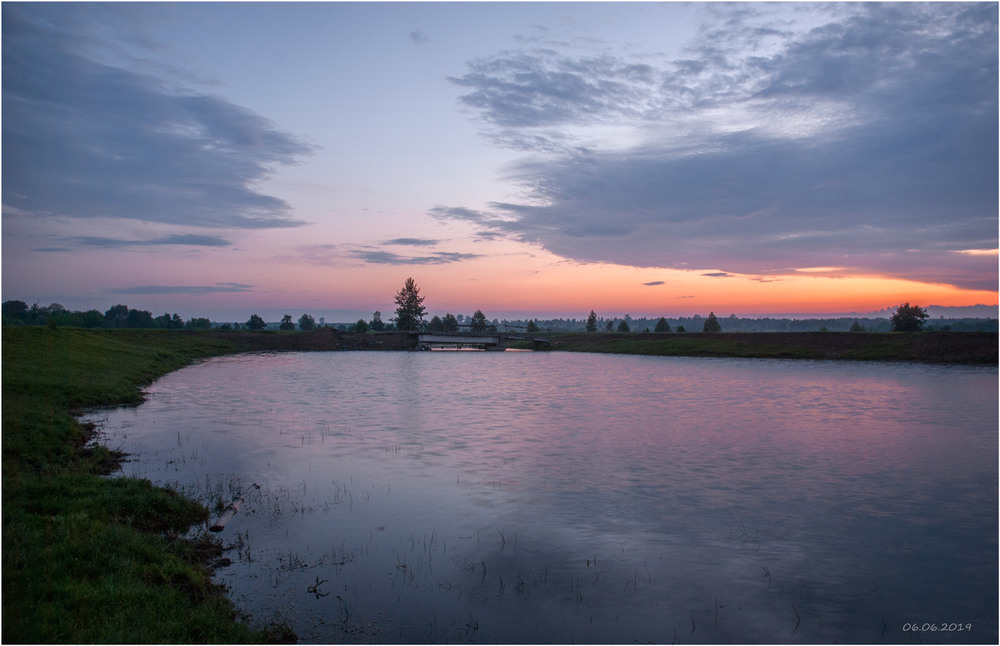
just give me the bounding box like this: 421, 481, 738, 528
702, 272, 733, 278
383, 237, 441, 246
2, 4, 314, 230
442, 4, 998, 291
69, 234, 232, 248
108, 282, 254, 295
449, 51, 658, 130
642, 281, 665, 286
409, 30, 429, 46
351, 250, 482, 265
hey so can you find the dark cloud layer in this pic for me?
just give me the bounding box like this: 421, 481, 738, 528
69, 234, 231, 248
2, 4, 313, 229
109, 283, 254, 295
351, 250, 481, 265
383, 237, 441, 246
443, 4, 998, 290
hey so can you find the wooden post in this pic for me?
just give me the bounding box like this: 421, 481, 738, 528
209, 483, 260, 532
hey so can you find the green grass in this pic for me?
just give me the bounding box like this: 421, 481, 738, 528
551, 331, 997, 363
2, 327, 281, 643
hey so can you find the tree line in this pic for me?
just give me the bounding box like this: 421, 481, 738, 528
5, 285, 989, 334
1, 300, 216, 330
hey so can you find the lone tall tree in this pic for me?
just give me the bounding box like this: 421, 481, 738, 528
891, 303, 929, 332
703, 312, 722, 333
393, 277, 426, 331
470, 309, 488, 332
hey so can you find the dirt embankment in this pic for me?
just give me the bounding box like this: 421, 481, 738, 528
551, 331, 998, 364
216, 328, 417, 352
200, 329, 995, 363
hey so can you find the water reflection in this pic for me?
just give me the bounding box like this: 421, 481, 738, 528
85, 353, 997, 643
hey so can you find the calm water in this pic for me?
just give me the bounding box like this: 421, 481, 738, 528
85, 352, 998, 643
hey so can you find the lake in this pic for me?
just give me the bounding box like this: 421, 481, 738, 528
84, 351, 998, 643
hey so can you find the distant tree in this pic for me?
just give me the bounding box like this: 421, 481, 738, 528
353, 319, 370, 333
891, 303, 929, 332
105, 304, 130, 327
278, 314, 295, 331
77, 309, 106, 328
654, 317, 671, 333
428, 315, 445, 332
187, 317, 212, 330
703, 312, 722, 333
2, 300, 28, 323
605, 319, 614, 331
526, 320, 540, 333
617, 320, 630, 333
369, 310, 385, 332
393, 277, 426, 331
125, 308, 153, 328
676, 325, 686, 333
443, 313, 459, 332
246, 314, 266, 330
218, 323, 233, 330
470, 309, 488, 332
299, 313, 316, 331
585, 310, 598, 332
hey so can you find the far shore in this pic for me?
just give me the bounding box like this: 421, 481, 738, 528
175, 327, 997, 364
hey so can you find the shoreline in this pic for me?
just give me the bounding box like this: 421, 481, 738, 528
211, 328, 998, 364
548, 330, 998, 364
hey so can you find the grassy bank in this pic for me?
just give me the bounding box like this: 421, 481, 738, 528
551, 331, 998, 363
2, 328, 281, 643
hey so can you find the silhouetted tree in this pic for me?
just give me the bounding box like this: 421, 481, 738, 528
443, 313, 459, 332
125, 308, 154, 328
369, 311, 385, 331
246, 314, 266, 330
299, 313, 315, 330
605, 319, 614, 331
187, 317, 212, 329
279, 314, 295, 330
393, 277, 426, 331
2, 300, 28, 322
703, 312, 722, 333
470, 309, 488, 332
676, 325, 686, 333
617, 320, 630, 332
105, 304, 130, 327
76, 309, 106, 328
428, 315, 445, 332
849, 321, 865, 332
353, 319, 370, 333
891, 303, 929, 332
586, 310, 598, 332
654, 317, 671, 333
526, 320, 540, 333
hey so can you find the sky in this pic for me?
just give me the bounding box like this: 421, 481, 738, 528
3, 2, 998, 323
